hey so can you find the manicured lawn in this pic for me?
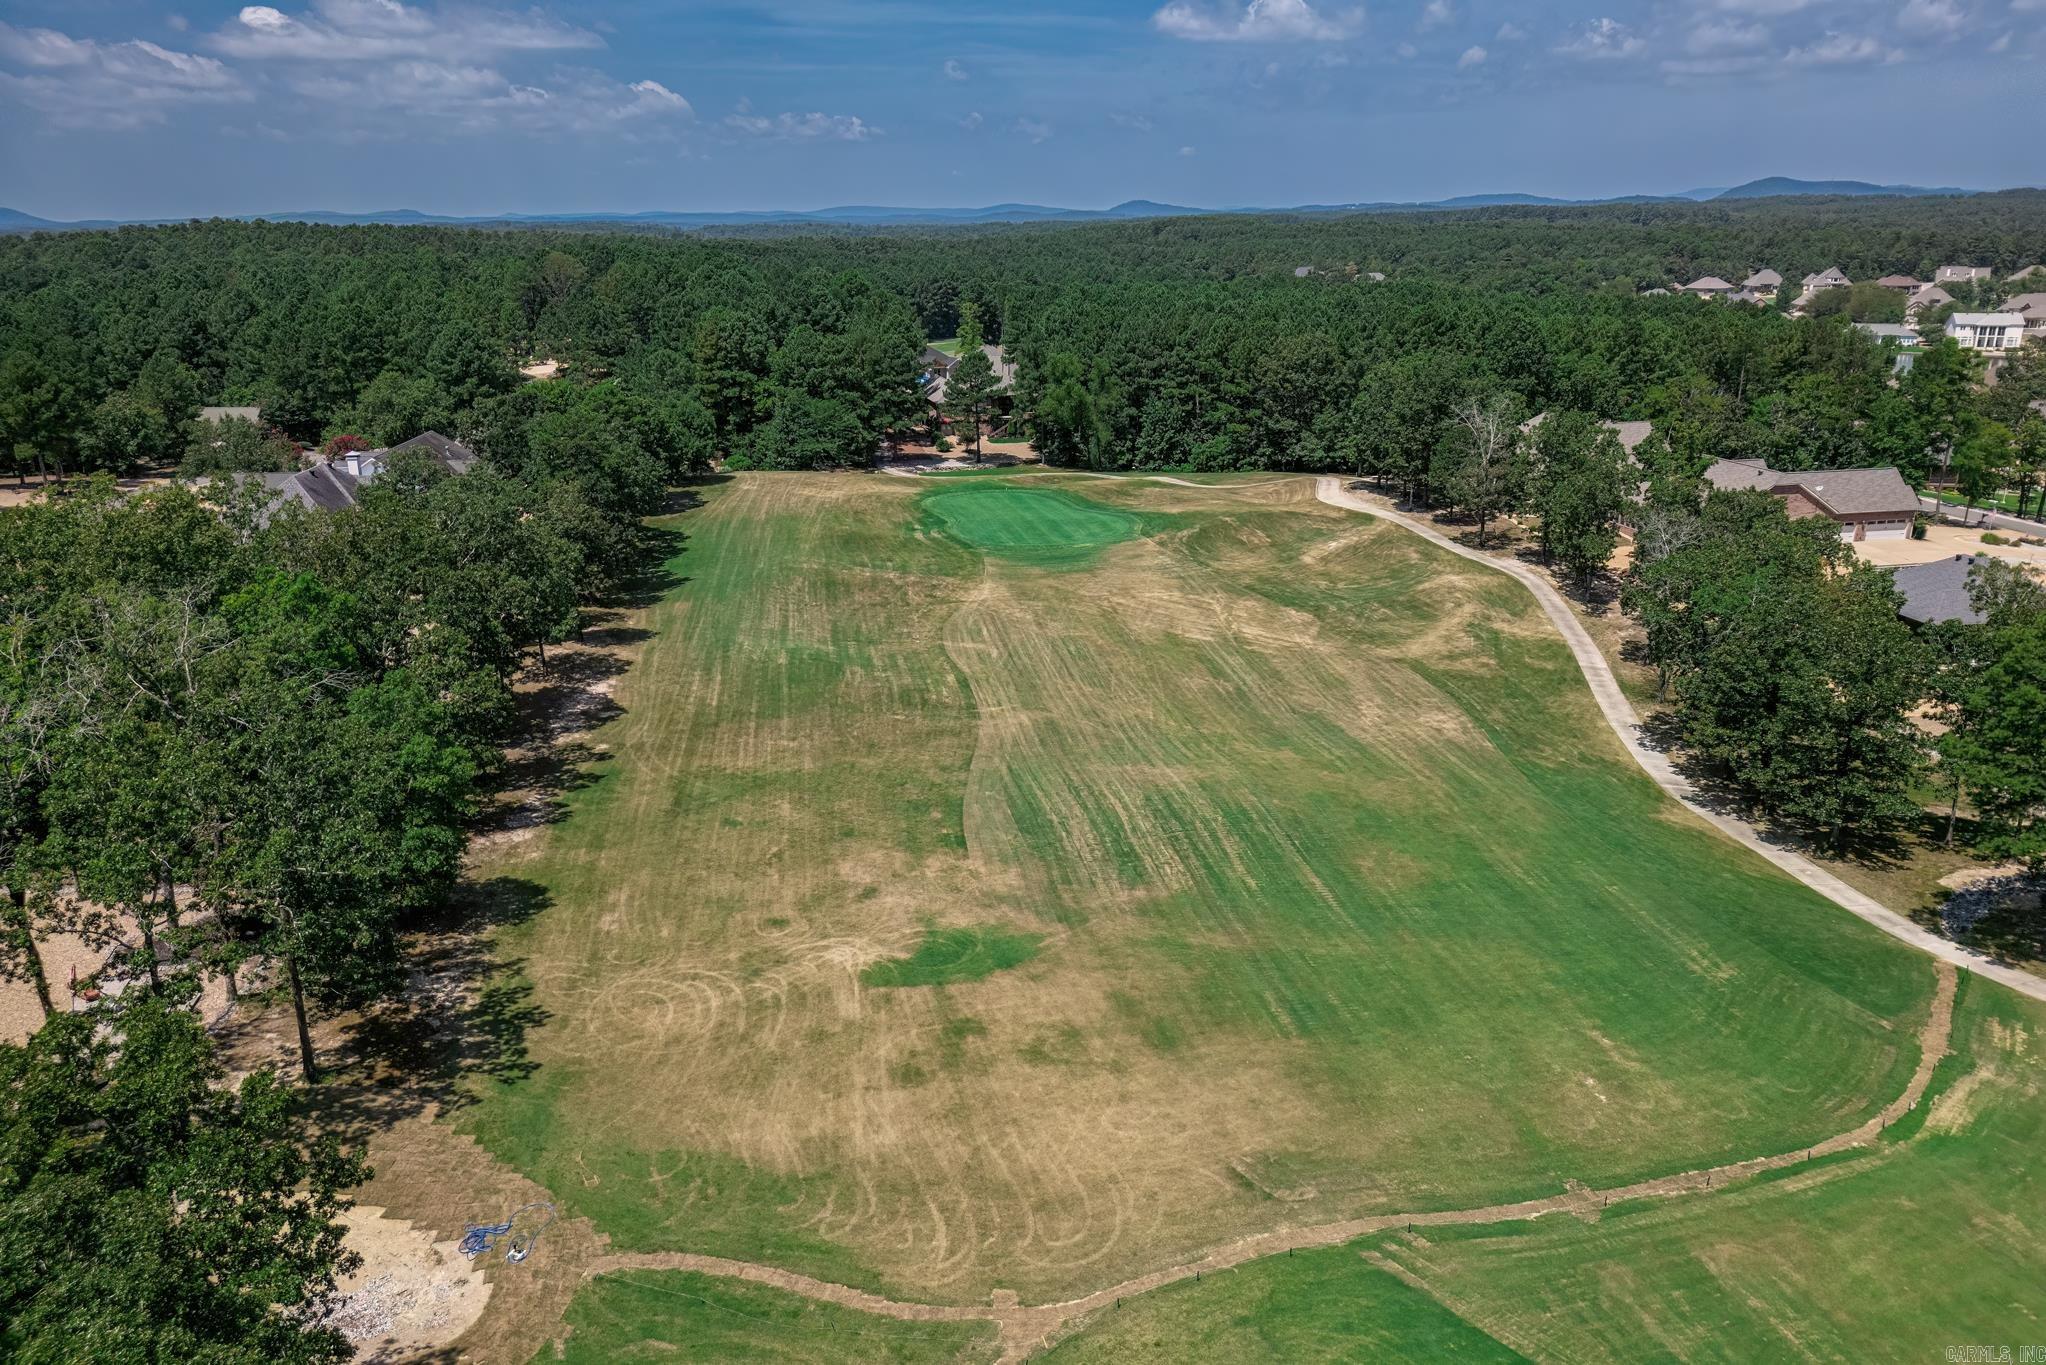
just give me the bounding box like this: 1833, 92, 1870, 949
1042, 1246, 1528, 1362
549, 1270, 997, 1363
464, 472, 1938, 1307
1051, 975, 2046, 1360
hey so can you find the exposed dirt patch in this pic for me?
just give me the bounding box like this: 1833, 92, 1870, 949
327, 1205, 493, 1361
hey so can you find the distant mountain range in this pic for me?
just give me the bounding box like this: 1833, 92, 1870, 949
0, 179, 2003, 236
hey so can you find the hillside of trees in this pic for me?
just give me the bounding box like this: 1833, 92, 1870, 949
4, 196, 2045, 487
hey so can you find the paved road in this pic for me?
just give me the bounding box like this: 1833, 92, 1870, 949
1919, 494, 2046, 536
1315, 476, 2046, 1005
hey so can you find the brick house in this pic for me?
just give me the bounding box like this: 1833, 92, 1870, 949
1704, 459, 1919, 541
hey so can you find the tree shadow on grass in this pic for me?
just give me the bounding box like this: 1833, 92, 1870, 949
1632, 709, 1916, 868
315, 878, 553, 1147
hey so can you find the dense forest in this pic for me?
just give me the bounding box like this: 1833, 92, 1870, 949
4, 194, 2046, 488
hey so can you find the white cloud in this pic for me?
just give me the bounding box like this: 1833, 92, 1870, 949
943, 57, 967, 80
1785, 30, 1891, 61
1179, 143, 1196, 155
1988, 29, 2011, 49
1897, 0, 1968, 34
1153, 0, 1362, 43
0, 23, 244, 129
1110, 110, 1156, 131
1419, 0, 1453, 31
1457, 43, 1486, 65
1554, 17, 1647, 58
1704, 0, 1816, 11
725, 110, 877, 140
1015, 115, 1053, 142
1495, 21, 1526, 40
1687, 19, 1769, 53
957, 109, 983, 130
214, 0, 600, 62
282, 60, 691, 134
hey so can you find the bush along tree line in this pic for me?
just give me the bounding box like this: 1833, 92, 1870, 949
0, 406, 665, 1354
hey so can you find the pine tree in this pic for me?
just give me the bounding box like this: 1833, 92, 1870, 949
944, 304, 1002, 463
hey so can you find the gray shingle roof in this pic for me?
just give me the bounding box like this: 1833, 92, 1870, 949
1892, 555, 1988, 626
1703, 458, 1782, 492
200, 405, 262, 424
1743, 269, 1782, 288
1603, 420, 1654, 454
389, 430, 478, 474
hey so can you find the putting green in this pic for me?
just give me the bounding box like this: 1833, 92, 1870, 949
920, 485, 1142, 563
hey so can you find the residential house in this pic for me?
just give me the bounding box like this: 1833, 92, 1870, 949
1855, 323, 1922, 346
1906, 284, 1953, 317
923, 345, 1019, 429
247, 464, 362, 526
1936, 265, 1992, 284
1891, 555, 1989, 626
1293, 266, 1315, 278
1680, 276, 1735, 297
1702, 459, 1919, 541
2009, 265, 2046, 284
1743, 269, 1783, 295
1875, 274, 1920, 291
2003, 292, 2046, 339
1802, 266, 1852, 291
1944, 312, 2027, 352
1363, 271, 1387, 283
1604, 420, 1654, 455
199, 405, 263, 425
333, 430, 480, 480
1639, 287, 1671, 297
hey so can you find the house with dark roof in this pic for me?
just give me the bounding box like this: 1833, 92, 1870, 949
245, 464, 363, 526
1891, 555, 1990, 626
333, 430, 480, 480
1703, 459, 1919, 541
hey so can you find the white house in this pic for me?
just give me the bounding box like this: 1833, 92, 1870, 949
1944, 312, 2027, 352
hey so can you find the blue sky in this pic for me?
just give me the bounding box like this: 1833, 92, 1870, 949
1, 0, 2041, 218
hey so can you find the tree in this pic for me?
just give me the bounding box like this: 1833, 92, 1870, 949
332, 368, 454, 447
1531, 419, 1630, 589
181, 415, 298, 476
1950, 421, 2009, 524
1898, 339, 1981, 478
82, 391, 180, 474
1440, 394, 1521, 545
944, 305, 1003, 463
1032, 352, 1112, 468
0, 995, 367, 1362
1945, 612, 2046, 867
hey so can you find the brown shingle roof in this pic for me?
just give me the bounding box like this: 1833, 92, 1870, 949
1775, 467, 1918, 518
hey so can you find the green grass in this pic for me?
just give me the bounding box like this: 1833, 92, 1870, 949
464, 472, 1942, 1306
1042, 1247, 1528, 1363
920, 485, 1145, 564
548, 1270, 998, 1363
1040, 977, 2046, 1360
861, 925, 1046, 987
